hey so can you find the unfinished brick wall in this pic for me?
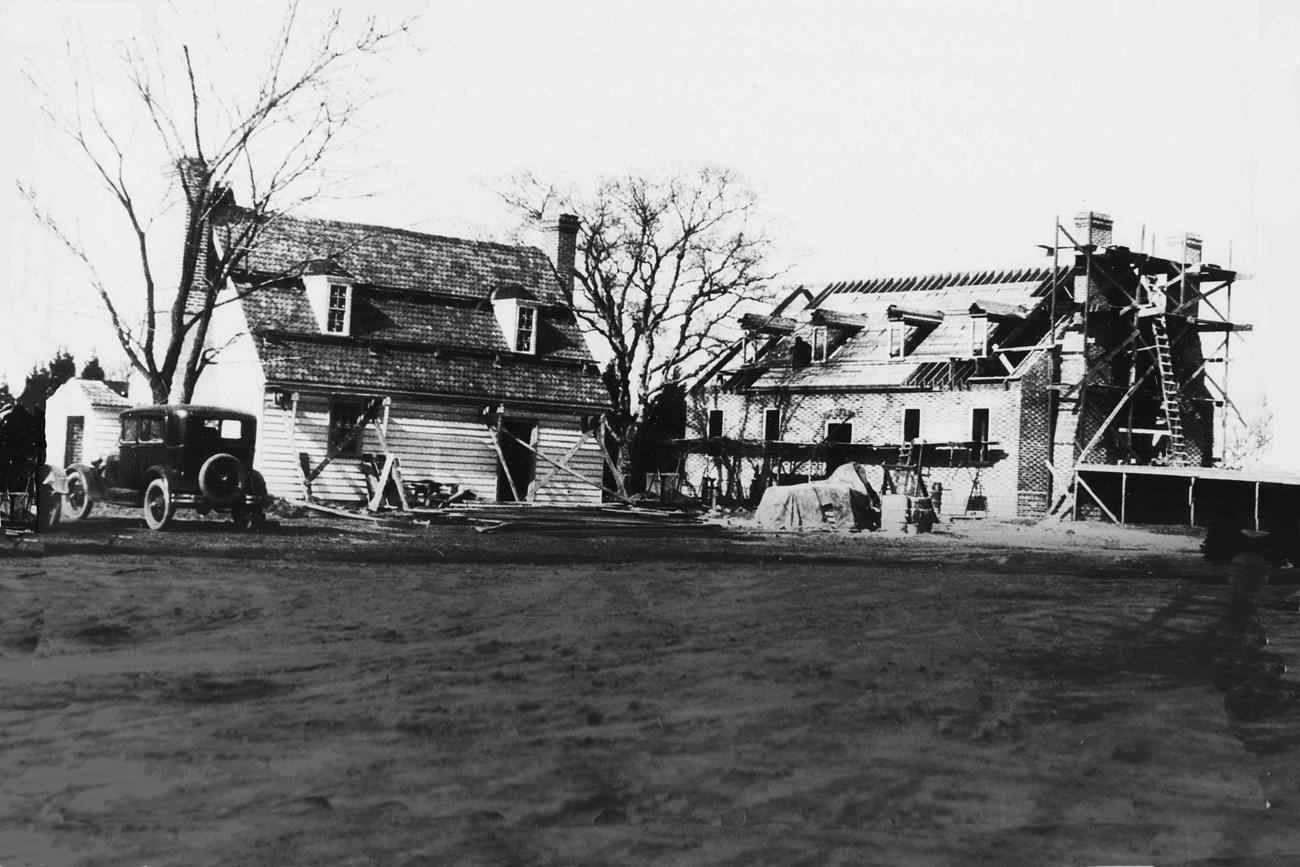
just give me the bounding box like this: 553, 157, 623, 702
685, 381, 1034, 517
1016, 350, 1055, 517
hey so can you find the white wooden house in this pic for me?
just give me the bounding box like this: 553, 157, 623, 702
44, 379, 132, 469
189, 199, 609, 506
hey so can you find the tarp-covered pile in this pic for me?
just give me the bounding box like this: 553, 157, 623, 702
755, 463, 881, 530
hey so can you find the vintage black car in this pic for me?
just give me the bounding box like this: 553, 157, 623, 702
64, 405, 268, 530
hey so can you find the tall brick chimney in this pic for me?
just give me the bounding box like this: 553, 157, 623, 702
555, 213, 579, 303
1073, 211, 1113, 248
175, 157, 214, 316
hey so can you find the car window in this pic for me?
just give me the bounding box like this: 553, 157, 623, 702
139, 416, 165, 443
201, 418, 244, 440
121, 417, 138, 443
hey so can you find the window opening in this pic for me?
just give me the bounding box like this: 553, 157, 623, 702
515, 306, 537, 353
707, 409, 724, 439
329, 402, 364, 457
138, 416, 165, 443
326, 284, 350, 334
971, 316, 988, 357
903, 408, 921, 443
812, 327, 828, 362
764, 408, 780, 442
971, 408, 990, 462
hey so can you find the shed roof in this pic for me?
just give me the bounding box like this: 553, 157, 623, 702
75, 379, 131, 409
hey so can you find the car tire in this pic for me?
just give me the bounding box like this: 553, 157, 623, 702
199, 453, 247, 504
143, 477, 176, 530
64, 470, 94, 521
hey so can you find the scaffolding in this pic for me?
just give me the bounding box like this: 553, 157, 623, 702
1042, 214, 1250, 522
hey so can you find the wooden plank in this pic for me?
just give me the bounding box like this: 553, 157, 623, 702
532, 428, 594, 496
1076, 367, 1154, 464
597, 417, 629, 499
1120, 471, 1127, 525
288, 393, 311, 502
498, 425, 633, 504
367, 456, 395, 512
298, 500, 381, 522
306, 405, 374, 482
486, 420, 521, 502
1074, 472, 1119, 524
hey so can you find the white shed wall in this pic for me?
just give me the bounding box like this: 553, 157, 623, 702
255, 391, 603, 505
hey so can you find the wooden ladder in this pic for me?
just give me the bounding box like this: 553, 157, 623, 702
1150, 315, 1190, 467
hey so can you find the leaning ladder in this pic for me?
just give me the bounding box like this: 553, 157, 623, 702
1149, 315, 1190, 467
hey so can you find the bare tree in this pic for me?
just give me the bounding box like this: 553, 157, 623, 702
17, 1, 411, 403
501, 169, 780, 486
1223, 403, 1275, 469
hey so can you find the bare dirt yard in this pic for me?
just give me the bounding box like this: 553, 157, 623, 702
3, 508, 1300, 866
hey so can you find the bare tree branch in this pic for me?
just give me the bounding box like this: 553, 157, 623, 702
20, 3, 413, 404
499, 168, 784, 485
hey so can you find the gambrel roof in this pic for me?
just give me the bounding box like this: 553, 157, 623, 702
215, 209, 607, 409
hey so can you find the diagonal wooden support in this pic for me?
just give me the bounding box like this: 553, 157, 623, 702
1074, 472, 1120, 524
531, 429, 594, 497
307, 398, 382, 483
485, 420, 522, 502
366, 454, 409, 512
498, 425, 633, 504
597, 416, 629, 499
1075, 367, 1156, 464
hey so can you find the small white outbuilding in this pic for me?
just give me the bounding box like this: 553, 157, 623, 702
44, 379, 132, 468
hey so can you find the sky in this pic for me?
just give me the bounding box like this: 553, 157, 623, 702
3, 0, 1298, 465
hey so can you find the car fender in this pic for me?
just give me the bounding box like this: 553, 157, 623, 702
66, 463, 106, 499
142, 464, 185, 492
248, 469, 268, 498
42, 464, 68, 496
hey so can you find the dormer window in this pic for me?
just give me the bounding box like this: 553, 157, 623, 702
887, 305, 943, 359
811, 326, 829, 362
970, 315, 988, 357
491, 285, 541, 355
327, 283, 351, 334
889, 320, 905, 359
514, 305, 537, 354
304, 272, 353, 336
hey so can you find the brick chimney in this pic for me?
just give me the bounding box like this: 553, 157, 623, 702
174, 157, 214, 316
555, 213, 579, 303
1165, 232, 1202, 265
1073, 211, 1113, 248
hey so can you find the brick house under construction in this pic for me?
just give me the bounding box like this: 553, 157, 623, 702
683, 212, 1246, 518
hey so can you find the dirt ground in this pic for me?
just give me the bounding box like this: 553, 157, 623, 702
3, 507, 1300, 867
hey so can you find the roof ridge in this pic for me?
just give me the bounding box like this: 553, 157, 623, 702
223, 206, 547, 259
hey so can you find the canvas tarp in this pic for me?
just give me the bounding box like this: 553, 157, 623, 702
754, 463, 881, 531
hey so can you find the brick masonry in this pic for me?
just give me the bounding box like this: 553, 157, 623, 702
687, 375, 1034, 517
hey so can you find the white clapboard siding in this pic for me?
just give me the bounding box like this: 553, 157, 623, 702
530, 423, 604, 505
256, 393, 366, 501
254, 391, 603, 505
86, 411, 122, 465
381, 402, 500, 499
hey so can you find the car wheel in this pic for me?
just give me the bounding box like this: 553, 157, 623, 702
64, 470, 94, 521
199, 453, 247, 504
143, 477, 176, 530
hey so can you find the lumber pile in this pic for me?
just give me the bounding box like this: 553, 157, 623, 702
459, 503, 714, 536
